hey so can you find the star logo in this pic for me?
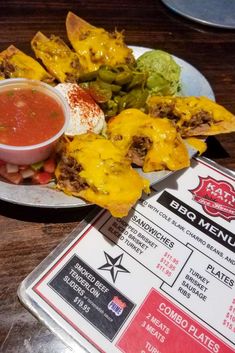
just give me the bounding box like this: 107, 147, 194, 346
98, 252, 130, 283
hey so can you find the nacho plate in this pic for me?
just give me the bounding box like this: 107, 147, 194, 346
0, 46, 214, 208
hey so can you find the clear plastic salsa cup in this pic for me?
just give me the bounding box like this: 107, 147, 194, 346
0, 78, 70, 165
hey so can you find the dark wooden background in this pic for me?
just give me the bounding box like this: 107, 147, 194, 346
0, 1, 235, 352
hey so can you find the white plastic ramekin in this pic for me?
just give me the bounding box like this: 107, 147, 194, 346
0, 78, 70, 165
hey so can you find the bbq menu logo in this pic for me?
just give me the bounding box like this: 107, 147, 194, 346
190, 176, 235, 222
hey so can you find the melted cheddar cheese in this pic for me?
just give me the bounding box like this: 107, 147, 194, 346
107, 109, 190, 173
147, 96, 235, 137
0, 45, 53, 83
55, 133, 149, 218
186, 137, 207, 155
31, 32, 82, 82
66, 11, 135, 73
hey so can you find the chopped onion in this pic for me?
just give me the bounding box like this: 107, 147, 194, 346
20, 168, 35, 179
6, 163, 19, 173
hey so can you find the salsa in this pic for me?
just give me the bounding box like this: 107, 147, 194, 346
0, 88, 65, 146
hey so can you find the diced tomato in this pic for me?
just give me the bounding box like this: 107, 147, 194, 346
18, 164, 29, 170
43, 158, 56, 173
32, 171, 53, 185
0, 165, 23, 184
0, 157, 56, 185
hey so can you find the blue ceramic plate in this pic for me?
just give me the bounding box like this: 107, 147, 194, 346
162, 0, 235, 29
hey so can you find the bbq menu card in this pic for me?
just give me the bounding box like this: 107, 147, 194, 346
18, 157, 235, 353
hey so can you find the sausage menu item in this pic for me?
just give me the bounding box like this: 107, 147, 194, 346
18, 157, 235, 353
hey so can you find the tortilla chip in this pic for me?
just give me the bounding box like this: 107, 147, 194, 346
31, 31, 82, 82
147, 96, 235, 137
107, 108, 190, 173
0, 45, 53, 83
55, 133, 149, 218
66, 11, 135, 74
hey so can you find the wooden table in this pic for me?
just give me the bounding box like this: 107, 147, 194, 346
0, 1, 234, 352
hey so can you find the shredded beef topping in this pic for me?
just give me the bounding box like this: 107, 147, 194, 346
127, 136, 152, 166
149, 103, 214, 135
113, 134, 123, 141
65, 72, 77, 82
148, 102, 177, 121
0, 59, 15, 78
70, 57, 81, 69
57, 155, 88, 193
79, 31, 91, 41
182, 110, 213, 128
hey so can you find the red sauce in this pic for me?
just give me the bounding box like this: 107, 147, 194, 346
0, 88, 65, 146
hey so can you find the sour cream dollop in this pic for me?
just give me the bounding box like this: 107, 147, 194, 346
55, 83, 105, 136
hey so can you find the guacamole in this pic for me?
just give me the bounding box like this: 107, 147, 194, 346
136, 49, 181, 96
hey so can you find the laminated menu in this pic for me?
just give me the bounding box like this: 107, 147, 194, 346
18, 156, 235, 353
